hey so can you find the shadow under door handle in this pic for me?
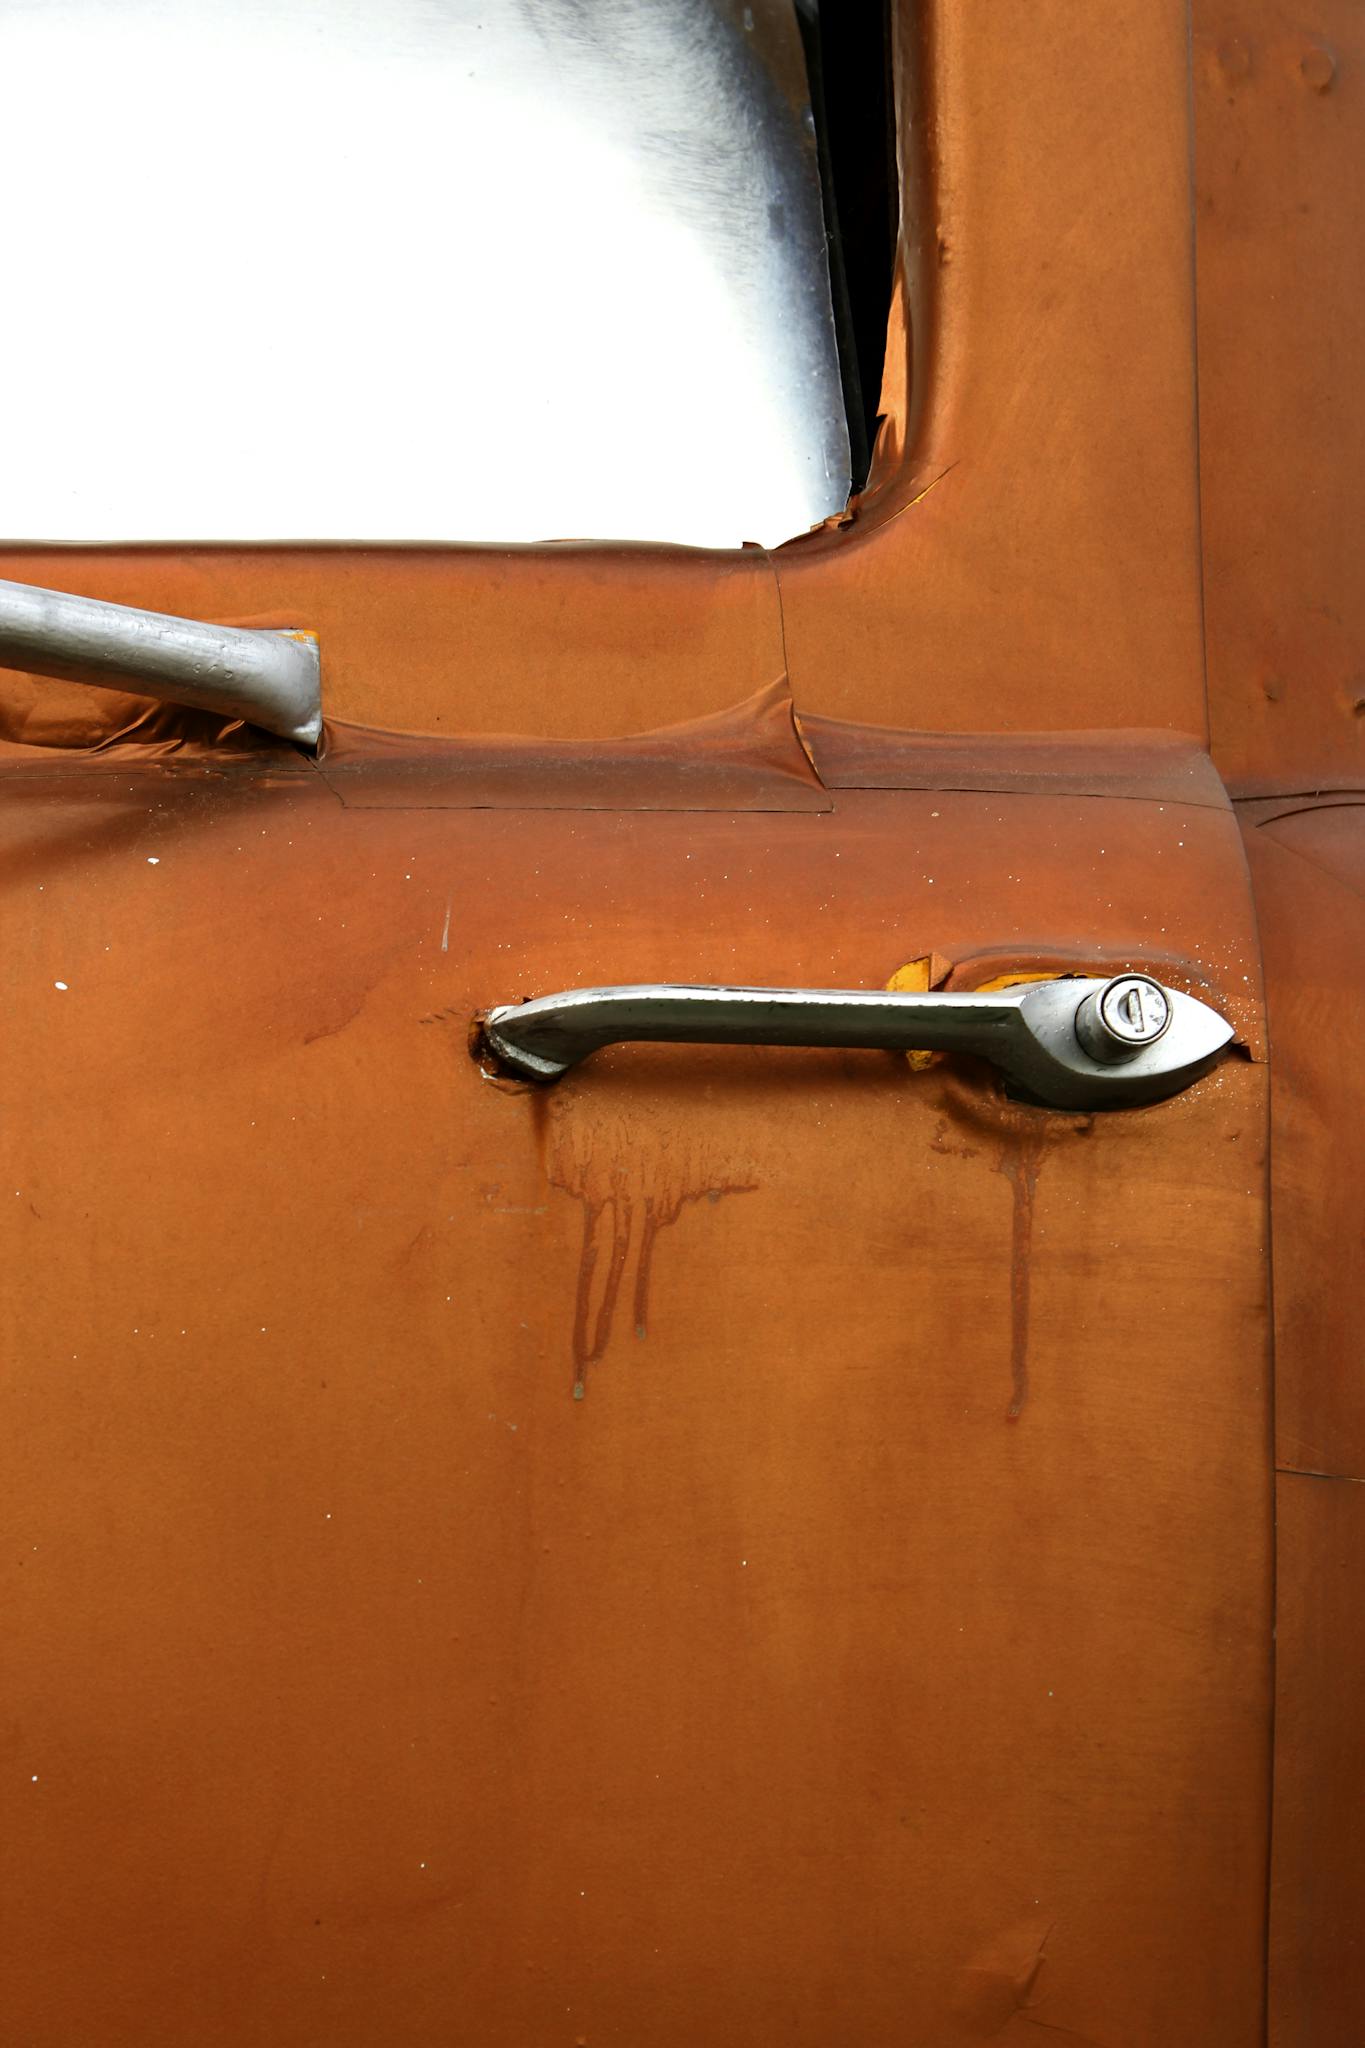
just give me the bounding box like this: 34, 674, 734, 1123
480, 974, 1233, 1110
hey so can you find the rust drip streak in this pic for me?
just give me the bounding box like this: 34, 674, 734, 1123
570, 1196, 633, 1395
633, 1194, 659, 1342
547, 1093, 757, 1395
997, 1129, 1047, 1421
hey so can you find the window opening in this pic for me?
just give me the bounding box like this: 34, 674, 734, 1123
0, 0, 872, 548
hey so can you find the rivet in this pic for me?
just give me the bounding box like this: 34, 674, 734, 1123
1300, 44, 1337, 92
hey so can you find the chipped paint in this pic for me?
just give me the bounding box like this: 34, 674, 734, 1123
886, 952, 954, 1067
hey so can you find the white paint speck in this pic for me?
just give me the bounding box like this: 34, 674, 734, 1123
53, 981, 67, 991
146, 856, 160, 865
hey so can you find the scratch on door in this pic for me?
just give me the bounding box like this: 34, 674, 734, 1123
995, 1120, 1048, 1423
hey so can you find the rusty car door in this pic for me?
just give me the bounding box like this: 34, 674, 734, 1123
0, 4, 1281, 2045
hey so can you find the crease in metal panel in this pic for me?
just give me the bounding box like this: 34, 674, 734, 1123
0, 686, 1252, 831
313, 680, 831, 813
796, 713, 1231, 807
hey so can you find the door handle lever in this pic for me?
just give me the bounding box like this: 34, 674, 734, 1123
480, 974, 1233, 1110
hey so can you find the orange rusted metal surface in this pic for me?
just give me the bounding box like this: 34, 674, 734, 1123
1240, 805, 1365, 1475
1195, 0, 1365, 2028
0, 732, 1268, 2043
1240, 802, 1365, 2045
0, 544, 785, 743
317, 683, 830, 812
1268, 1472, 1365, 2048
1195, 1, 1365, 791
0, 0, 1357, 2039
773, 0, 1210, 740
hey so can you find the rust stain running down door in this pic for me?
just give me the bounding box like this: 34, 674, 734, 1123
538, 1084, 759, 1392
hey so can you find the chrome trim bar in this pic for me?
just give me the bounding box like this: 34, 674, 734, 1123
0, 578, 321, 746
481, 976, 1234, 1110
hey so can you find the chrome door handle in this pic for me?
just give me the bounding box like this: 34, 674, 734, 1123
481, 974, 1233, 1110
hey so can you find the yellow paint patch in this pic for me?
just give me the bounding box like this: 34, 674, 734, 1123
886, 954, 953, 1069
886, 962, 1082, 1070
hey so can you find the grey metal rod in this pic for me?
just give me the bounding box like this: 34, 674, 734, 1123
0, 577, 321, 746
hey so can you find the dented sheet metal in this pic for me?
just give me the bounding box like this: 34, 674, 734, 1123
0, 674, 1245, 833
0, 541, 789, 742
799, 713, 1232, 807
316, 681, 831, 812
